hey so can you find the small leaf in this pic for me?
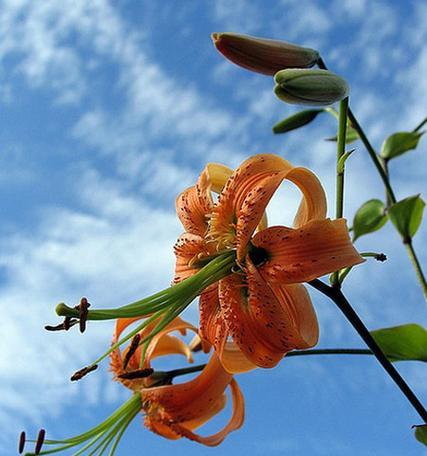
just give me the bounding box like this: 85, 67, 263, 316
388, 195, 425, 240
273, 109, 324, 134
370, 324, 427, 362
380, 131, 423, 160
325, 126, 359, 144
352, 199, 387, 241
337, 149, 355, 173
414, 425, 427, 446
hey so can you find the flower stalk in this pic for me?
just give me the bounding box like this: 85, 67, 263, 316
309, 279, 427, 423
331, 96, 349, 287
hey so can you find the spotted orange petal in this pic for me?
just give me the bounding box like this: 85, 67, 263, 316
253, 218, 364, 284
176, 163, 234, 236
174, 232, 212, 283
219, 257, 318, 369
209, 154, 292, 252
208, 154, 327, 261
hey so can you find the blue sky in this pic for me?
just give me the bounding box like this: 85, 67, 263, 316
1, 0, 427, 455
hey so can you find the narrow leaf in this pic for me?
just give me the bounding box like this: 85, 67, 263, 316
414, 425, 427, 446
380, 131, 423, 160
325, 126, 359, 144
388, 195, 425, 239
370, 324, 427, 362
273, 109, 324, 134
352, 199, 387, 241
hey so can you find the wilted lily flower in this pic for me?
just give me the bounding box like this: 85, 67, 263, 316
212, 32, 319, 75
274, 69, 349, 106
175, 154, 363, 373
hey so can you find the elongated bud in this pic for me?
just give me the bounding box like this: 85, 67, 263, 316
274, 69, 349, 106
212, 32, 319, 76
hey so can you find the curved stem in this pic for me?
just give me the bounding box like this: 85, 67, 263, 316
309, 278, 427, 423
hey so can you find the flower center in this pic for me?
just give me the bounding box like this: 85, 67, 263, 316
248, 245, 269, 266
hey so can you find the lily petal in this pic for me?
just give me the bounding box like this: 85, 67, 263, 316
176, 163, 234, 236
166, 379, 244, 446
174, 233, 211, 283
199, 287, 228, 354
286, 166, 327, 227
142, 354, 234, 429
209, 154, 293, 253
219, 259, 304, 368
253, 218, 364, 284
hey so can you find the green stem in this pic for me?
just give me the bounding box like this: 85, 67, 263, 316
309, 278, 427, 423
287, 348, 371, 357
335, 97, 349, 219
405, 241, 427, 302
331, 97, 349, 287
413, 116, 427, 133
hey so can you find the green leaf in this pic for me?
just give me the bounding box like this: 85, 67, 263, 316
352, 199, 387, 241
272, 109, 324, 134
414, 425, 427, 446
388, 195, 425, 240
380, 131, 424, 160
370, 324, 427, 362
325, 125, 359, 144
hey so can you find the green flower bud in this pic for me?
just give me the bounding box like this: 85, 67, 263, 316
212, 32, 319, 76
274, 69, 349, 106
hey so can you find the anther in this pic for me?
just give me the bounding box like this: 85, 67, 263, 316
123, 334, 141, 370
78, 297, 91, 333
35, 428, 46, 455
118, 368, 154, 380
374, 253, 387, 262
18, 431, 25, 454
70, 364, 98, 381
45, 319, 79, 331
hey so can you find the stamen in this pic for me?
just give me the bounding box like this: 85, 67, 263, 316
71, 364, 98, 381
18, 431, 25, 454
118, 368, 154, 380
123, 334, 141, 370
35, 428, 46, 455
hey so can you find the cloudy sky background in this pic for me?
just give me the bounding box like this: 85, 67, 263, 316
1, 0, 427, 455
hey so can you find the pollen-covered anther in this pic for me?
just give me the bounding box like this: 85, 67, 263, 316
123, 334, 142, 370
35, 428, 46, 455
70, 364, 98, 381
76, 297, 91, 333
118, 368, 154, 380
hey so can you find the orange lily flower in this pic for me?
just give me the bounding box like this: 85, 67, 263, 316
110, 317, 244, 446
175, 153, 364, 373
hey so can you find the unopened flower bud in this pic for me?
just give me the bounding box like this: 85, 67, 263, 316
212, 32, 319, 76
274, 69, 349, 106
